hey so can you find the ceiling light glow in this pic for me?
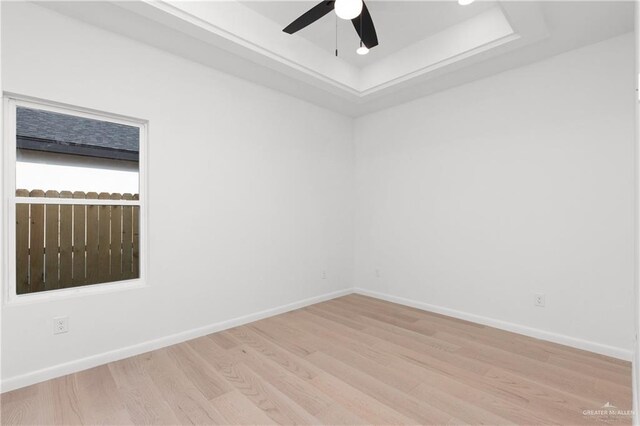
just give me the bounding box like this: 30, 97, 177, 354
356, 45, 369, 55
458, 0, 475, 5
335, 0, 363, 20
357, 41, 369, 55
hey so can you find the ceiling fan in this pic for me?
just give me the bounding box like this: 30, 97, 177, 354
282, 0, 379, 53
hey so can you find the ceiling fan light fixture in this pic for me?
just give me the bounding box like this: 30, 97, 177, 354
458, 0, 475, 5
335, 0, 363, 20
356, 40, 369, 55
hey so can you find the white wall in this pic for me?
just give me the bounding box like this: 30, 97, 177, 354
1, 2, 354, 387
354, 33, 636, 358
1, 1, 635, 391
633, 2, 639, 418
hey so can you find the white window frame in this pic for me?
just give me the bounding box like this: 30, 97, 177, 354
3, 93, 149, 304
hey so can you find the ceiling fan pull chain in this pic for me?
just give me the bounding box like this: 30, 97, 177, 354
336, 13, 340, 57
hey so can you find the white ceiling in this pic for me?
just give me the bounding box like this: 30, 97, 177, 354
240, 1, 498, 67
38, 1, 634, 116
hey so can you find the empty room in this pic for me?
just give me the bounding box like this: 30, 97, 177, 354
0, 0, 638, 424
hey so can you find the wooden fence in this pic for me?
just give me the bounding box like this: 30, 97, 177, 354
15, 189, 139, 295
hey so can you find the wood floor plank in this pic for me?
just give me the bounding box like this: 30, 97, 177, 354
73, 365, 132, 425
284, 315, 421, 393
483, 367, 616, 424
226, 325, 322, 381
304, 305, 368, 330
314, 403, 369, 425
313, 303, 462, 354
249, 317, 319, 357
190, 335, 320, 424
366, 317, 626, 404
306, 350, 465, 424
1, 295, 633, 425
392, 349, 585, 425
108, 354, 181, 425
293, 307, 492, 379
165, 343, 233, 400
328, 296, 630, 403
277, 310, 397, 366
413, 380, 562, 425
209, 332, 239, 350
1, 383, 55, 425
310, 373, 418, 425
433, 328, 553, 362
229, 343, 333, 416
330, 297, 428, 331
341, 294, 427, 323
209, 390, 275, 425
346, 306, 552, 363
364, 324, 491, 375
44, 375, 84, 425
546, 353, 632, 386
300, 310, 568, 424
137, 348, 229, 424
187, 335, 238, 371
455, 344, 629, 404
219, 362, 320, 424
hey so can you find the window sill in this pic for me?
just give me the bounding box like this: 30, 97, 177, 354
4, 278, 148, 306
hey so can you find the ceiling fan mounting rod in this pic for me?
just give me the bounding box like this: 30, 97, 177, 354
282, 0, 378, 50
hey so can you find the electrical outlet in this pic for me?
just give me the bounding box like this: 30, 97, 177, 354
53, 316, 69, 334
534, 294, 546, 307
375, 269, 381, 278
321, 271, 327, 280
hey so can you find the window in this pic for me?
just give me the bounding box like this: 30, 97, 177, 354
4, 96, 146, 300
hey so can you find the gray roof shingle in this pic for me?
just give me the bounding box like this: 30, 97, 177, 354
17, 107, 139, 154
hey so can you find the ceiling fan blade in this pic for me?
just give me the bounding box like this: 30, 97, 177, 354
283, 1, 335, 34
351, 1, 378, 48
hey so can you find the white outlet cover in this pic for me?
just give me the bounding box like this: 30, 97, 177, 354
534, 294, 546, 307
53, 316, 69, 334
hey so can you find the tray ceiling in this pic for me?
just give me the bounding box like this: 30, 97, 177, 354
241, 1, 498, 68
36, 1, 634, 116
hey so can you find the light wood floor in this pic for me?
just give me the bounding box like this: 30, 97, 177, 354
1, 294, 633, 425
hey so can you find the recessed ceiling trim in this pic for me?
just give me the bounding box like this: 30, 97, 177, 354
35, 1, 633, 116
119, 0, 552, 98
119, 0, 363, 97
357, 1, 550, 101
359, 6, 518, 94
123, 0, 550, 99
359, 32, 522, 98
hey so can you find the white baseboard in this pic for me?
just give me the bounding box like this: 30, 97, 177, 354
354, 288, 633, 361
632, 344, 639, 425
2, 286, 632, 393
0, 288, 352, 393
